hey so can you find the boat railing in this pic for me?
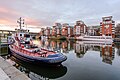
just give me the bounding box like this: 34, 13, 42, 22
13, 45, 42, 56
12, 44, 55, 58
41, 48, 55, 52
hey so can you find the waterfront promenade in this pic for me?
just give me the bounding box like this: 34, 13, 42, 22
0, 56, 31, 80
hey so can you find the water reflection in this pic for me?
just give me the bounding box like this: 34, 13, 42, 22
37, 40, 116, 65
2, 40, 120, 80
117, 48, 120, 56
100, 45, 115, 65
37, 40, 74, 54
9, 56, 67, 80
114, 43, 120, 56
75, 41, 115, 65
75, 41, 89, 58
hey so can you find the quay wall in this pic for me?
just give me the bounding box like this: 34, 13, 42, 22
0, 56, 31, 80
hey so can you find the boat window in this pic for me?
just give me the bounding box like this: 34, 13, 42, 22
26, 45, 30, 49
25, 41, 30, 44
24, 34, 26, 37
25, 34, 30, 38
20, 34, 22, 36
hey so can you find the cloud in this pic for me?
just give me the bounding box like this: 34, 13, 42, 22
0, 0, 120, 29
0, 7, 20, 25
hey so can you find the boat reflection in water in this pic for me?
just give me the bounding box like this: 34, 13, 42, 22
10, 56, 67, 80
5, 40, 120, 80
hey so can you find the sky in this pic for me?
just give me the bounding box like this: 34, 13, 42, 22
0, 0, 120, 32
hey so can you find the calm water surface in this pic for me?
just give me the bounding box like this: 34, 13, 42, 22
1, 40, 120, 80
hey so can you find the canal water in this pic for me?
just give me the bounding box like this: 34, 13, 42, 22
1, 40, 120, 80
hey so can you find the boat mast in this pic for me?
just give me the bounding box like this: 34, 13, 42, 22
17, 17, 24, 30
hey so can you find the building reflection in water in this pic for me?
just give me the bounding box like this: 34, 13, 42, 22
39, 40, 74, 54
114, 43, 120, 56
75, 41, 115, 65
75, 41, 89, 58
100, 45, 115, 65
117, 48, 120, 56
39, 40, 115, 65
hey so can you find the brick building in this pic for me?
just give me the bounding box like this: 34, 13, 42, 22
74, 20, 87, 37
45, 27, 51, 38
40, 28, 45, 36
100, 16, 115, 38
87, 26, 100, 36
51, 26, 57, 37
68, 26, 74, 37
55, 23, 62, 37
115, 23, 120, 38
61, 23, 69, 36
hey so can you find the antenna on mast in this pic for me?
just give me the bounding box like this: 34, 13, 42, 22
17, 17, 24, 29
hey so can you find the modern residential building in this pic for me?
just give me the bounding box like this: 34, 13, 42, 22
39, 16, 116, 40
61, 23, 69, 36
55, 23, 62, 37
100, 16, 115, 38
51, 26, 57, 37
74, 20, 87, 37
68, 26, 74, 38
40, 28, 45, 36
45, 27, 51, 38
87, 26, 100, 36
115, 23, 120, 38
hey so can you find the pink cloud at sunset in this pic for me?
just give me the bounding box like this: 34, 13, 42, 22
0, 7, 43, 32
24, 18, 42, 26
0, 0, 120, 32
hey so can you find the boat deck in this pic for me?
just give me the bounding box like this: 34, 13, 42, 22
11, 45, 56, 58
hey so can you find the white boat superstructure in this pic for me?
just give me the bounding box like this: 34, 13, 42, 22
76, 35, 113, 42
76, 41, 112, 47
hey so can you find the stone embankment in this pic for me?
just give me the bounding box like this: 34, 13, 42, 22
0, 56, 31, 80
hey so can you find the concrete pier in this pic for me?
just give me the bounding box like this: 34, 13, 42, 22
0, 56, 31, 80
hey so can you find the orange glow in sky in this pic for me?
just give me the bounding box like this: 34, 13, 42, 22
0, 0, 120, 32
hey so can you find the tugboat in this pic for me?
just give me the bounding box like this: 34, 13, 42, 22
9, 17, 67, 65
